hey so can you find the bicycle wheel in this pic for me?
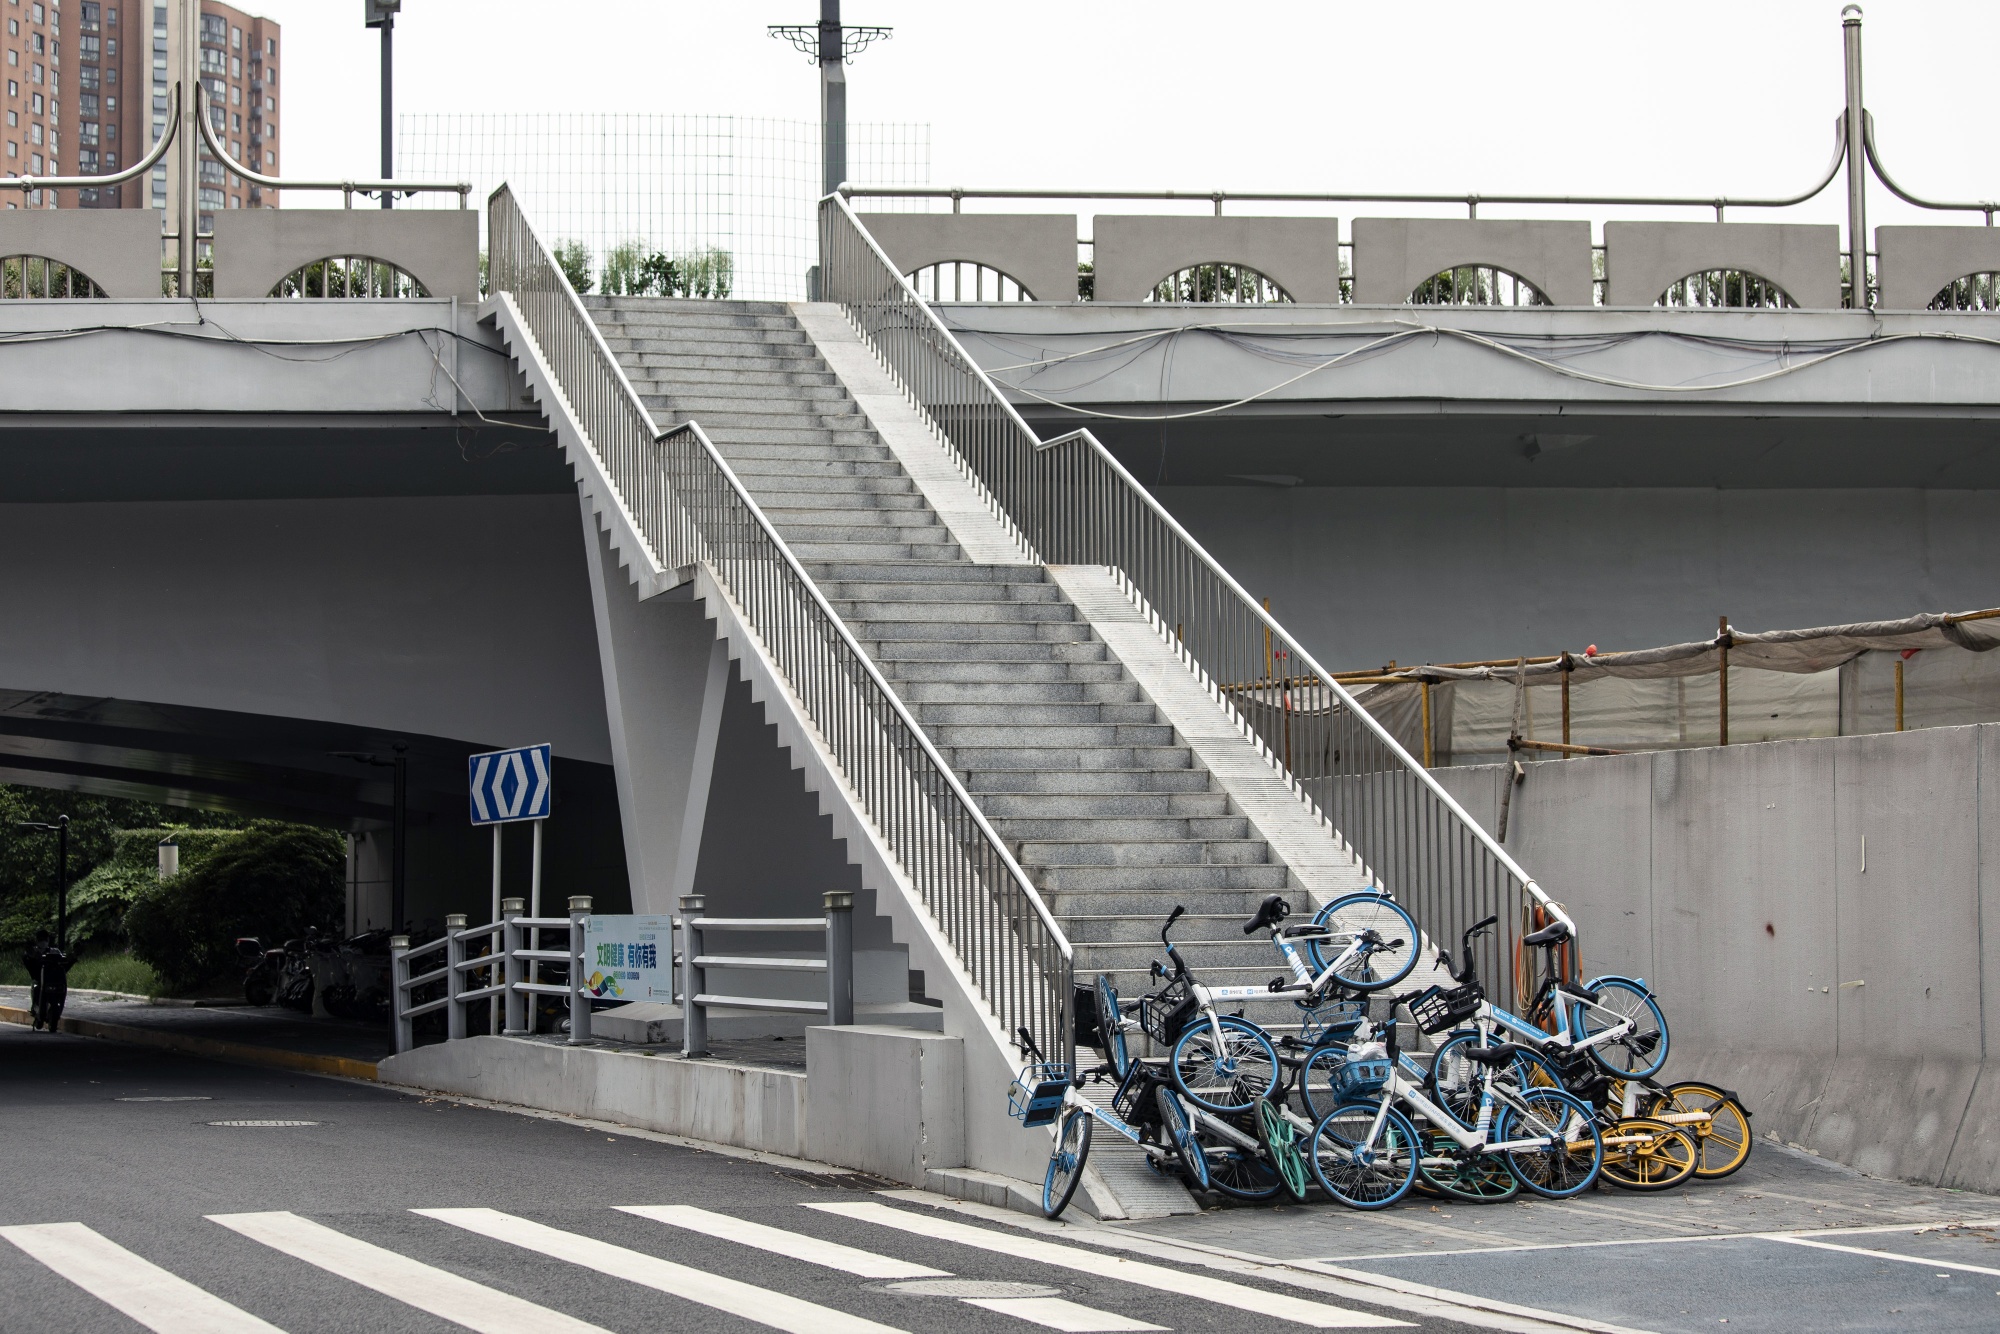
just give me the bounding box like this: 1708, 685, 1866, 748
1043, 1107, 1093, 1219
1156, 1087, 1210, 1191
1307, 894, 1421, 992
1172, 1015, 1280, 1114
1309, 1101, 1417, 1209
1095, 973, 1129, 1078
1598, 1116, 1698, 1192
1498, 1087, 1602, 1199
1256, 1100, 1310, 1203
1644, 1082, 1753, 1179
1295, 1043, 1352, 1122
1576, 978, 1670, 1079
1427, 1031, 1563, 1129
1414, 1128, 1520, 1203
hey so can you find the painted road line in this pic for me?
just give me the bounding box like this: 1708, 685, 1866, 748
1765, 1233, 2000, 1277
809, 1201, 1410, 1330
0, 1222, 286, 1334
207, 1211, 607, 1334
418, 1207, 907, 1334
1304, 1214, 2000, 1265
886, 1191, 1632, 1334
616, 1203, 950, 1278
963, 1296, 1166, 1331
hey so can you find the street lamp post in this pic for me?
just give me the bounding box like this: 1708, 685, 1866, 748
365, 0, 400, 209
770, 1, 893, 199
15, 815, 70, 950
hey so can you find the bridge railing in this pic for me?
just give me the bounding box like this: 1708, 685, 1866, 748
487, 185, 1074, 1064
821, 193, 1575, 997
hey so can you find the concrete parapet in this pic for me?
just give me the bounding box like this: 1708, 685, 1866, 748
1875, 225, 2000, 311
856, 213, 1078, 303
0, 208, 164, 297
212, 209, 480, 299
379, 1035, 808, 1157
1350, 217, 1594, 307
1604, 221, 1842, 309
806, 1025, 965, 1185
1092, 216, 1342, 303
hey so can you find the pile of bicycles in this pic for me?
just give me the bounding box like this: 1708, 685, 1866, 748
1008, 891, 1752, 1218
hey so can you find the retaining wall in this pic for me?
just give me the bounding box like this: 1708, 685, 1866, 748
1433, 723, 2000, 1190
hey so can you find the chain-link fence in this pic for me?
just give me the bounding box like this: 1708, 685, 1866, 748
398, 114, 930, 301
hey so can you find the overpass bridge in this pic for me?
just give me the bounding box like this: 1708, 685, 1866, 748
5, 5, 1998, 1206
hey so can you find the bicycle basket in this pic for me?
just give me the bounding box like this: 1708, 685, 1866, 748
1007, 1061, 1072, 1128
1296, 996, 1367, 1045
1330, 1056, 1392, 1101
1138, 975, 1197, 1044
1409, 981, 1485, 1035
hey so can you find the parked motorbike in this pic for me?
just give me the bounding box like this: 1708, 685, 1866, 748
21, 930, 70, 1031
235, 935, 313, 1012
313, 928, 393, 1022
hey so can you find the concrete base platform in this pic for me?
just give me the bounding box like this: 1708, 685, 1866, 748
589, 1000, 943, 1046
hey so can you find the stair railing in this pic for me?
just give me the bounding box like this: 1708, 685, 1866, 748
820, 192, 1575, 996
488, 185, 1073, 1063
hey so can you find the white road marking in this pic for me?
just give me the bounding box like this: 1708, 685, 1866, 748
963, 1295, 1167, 1331
809, 1201, 1410, 1329
1303, 1214, 2000, 1264
882, 1191, 1636, 1334
0, 1222, 286, 1334
418, 1207, 907, 1334
1765, 1234, 2000, 1277
616, 1203, 949, 1278
207, 1211, 608, 1334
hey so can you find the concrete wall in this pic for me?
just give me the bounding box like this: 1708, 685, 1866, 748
856, 213, 1078, 303
1876, 226, 2000, 312
1431, 724, 2000, 1190
1151, 484, 2000, 671
1604, 221, 1841, 310
1351, 218, 1594, 306
1092, 216, 1342, 303
211, 210, 482, 299
0, 209, 164, 298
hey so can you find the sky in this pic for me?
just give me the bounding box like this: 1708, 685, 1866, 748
249, 0, 2000, 233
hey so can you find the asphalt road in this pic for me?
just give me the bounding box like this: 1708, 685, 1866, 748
7, 1025, 2000, 1333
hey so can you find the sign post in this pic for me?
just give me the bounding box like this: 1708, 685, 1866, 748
469, 743, 553, 1032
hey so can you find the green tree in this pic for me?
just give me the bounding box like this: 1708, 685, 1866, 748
554, 238, 594, 294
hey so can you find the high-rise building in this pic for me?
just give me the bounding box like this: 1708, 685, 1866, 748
0, 0, 278, 213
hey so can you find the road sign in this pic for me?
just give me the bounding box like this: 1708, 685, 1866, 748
468, 744, 552, 825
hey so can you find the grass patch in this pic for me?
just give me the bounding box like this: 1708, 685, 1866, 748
69, 953, 163, 996
0, 959, 26, 986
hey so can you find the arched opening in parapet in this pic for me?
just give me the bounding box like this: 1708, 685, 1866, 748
270, 256, 431, 299
1, 254, 107, 299
1409, 265, 1548, 307
1929, 273, 2000, 311
1657, 270, 1795, 309
1146, 262, 1293, 304
907, 261, 1032, 302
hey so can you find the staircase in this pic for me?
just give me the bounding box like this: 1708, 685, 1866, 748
585, 295, 1315, 999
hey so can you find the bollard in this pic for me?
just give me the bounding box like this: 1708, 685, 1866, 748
567, 895, 593, 1044
825, 890, 854, 1026
390, 934, 412, 1054
444, 913, 468, 1041
680, 894, 708, 1057
500, 898, 526, 1035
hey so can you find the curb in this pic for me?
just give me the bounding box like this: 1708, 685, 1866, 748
0, 1004, 380, 1081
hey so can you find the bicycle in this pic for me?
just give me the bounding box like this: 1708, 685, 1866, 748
1142, 906, 1286, 1115
1009, 1025, 1211, 1219
1242, 892, 1424, 1000
1309, 1009, 1604, 1209
1606, 1075, 1755, 1180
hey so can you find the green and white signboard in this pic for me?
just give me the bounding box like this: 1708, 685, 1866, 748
581, 914, 675, 1002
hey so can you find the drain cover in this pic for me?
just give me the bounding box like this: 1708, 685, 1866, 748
882, 1279, 1062, 1299
207, 1119, 321, 1127
117, 1096, 212, 1102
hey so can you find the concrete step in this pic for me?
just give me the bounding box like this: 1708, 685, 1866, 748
622, 363, 842, 385
770, 522, 952, 546
882, 660, 1127, 684
895, 681, 1145, 705
758, 490, 932, 512
661, 423, 882, 448
806, 561, 1044, 585
649, 398, 861, 422
836, 600, 1080, 625
761, 507, 939, 529
789, 541, 964, 563
599, 326, 813, 349
1017, 838, 1270, 868
582, 295, 793, 318
977, 791, 1233, 818
710, 440, 892, 463
868, 641, 1112, 666
852, 620, 1095, 645
1062, 912, 1267, 944
911, 702, 1161, 727
744, 477, 922, 498
929, 721, 1177, 748
1039, 871, 1293, 904
964, 767, 1217, 794
727, 457, 910, 479
994, 815, 1252, 843
941, 744, 1192, 770
818, 579, 1065, 604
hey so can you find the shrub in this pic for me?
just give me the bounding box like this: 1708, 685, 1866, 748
66, 828, 250, 952
125, 822, 345, 993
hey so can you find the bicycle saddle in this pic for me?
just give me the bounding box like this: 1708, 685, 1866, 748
1242, 895, 1291, 934
1461, 1042, 1538, 1066
1523, 920, 1572, 947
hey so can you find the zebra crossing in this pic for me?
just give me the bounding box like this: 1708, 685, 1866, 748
0, 1198, 1420, 1334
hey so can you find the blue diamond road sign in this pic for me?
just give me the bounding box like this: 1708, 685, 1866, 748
468, 744, 552, 825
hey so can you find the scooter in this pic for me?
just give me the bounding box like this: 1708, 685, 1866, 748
21, 933, 70, 1031
236, 935, 313, 1011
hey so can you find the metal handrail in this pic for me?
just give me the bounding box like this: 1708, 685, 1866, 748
839, 116, 1850, 222
1863, 112, 2000, 226
487, 185, 1074, 1062
196, 84, 470, 208
0, 83, 180, 194
820, 192, 1577, 996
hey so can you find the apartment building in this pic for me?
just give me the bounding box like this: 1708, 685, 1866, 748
2, 0, 278, 214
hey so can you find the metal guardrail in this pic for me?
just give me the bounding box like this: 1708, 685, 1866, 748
820, 192, 1578, 998
487, 184, 1074, 1064
677, 891, 856, 1057
389, 895, 594, 1053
